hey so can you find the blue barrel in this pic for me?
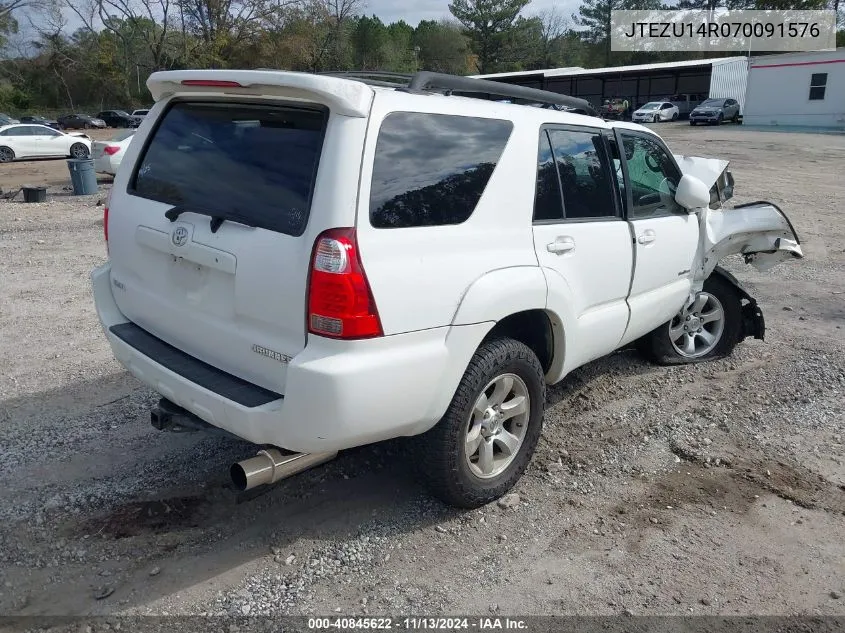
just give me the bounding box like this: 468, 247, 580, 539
66, 159, 98, 195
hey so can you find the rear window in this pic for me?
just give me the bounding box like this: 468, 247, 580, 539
369, 112, 513, 229
130, 102, 327, 237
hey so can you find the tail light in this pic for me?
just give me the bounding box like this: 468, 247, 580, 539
103, 145, 120, 155
307, 228, 382, 339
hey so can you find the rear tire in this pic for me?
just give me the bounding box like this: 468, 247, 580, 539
0, 146, 14, 162
672, 112, 679, 121
653, 114, 659, 123
413, 338, 545, 509
636, 275, 743, 366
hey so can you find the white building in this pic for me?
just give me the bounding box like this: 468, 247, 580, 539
743, 49, 845, 129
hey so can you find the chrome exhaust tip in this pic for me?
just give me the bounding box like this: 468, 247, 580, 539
230, 449, 337, 492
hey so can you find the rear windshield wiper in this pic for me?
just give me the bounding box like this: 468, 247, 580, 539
165, 205, 257, 234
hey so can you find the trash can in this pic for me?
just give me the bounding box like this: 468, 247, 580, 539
22, 186, 47, 203
66, 159, 98, 196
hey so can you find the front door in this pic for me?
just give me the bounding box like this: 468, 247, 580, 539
614, 129, 699, 346
532, 125, 634, 373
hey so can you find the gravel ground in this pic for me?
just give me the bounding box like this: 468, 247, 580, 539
0, 122, 843, 619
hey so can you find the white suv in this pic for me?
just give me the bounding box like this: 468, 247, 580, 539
91, 70, 803, 508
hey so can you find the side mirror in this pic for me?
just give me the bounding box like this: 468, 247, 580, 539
675, 173, 710, 211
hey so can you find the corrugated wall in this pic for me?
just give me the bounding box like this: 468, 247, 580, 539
709, 58, 750, 112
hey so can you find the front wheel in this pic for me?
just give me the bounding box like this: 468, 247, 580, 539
653, 114, 659, 123
69, 143, 89, 159
636, 275, 743, 365
414, 338, 546, 508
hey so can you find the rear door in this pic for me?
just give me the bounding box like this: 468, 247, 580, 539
107, 97, 360, 393
532, 125, 633, 369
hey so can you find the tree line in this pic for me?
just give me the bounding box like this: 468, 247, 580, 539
0, 0, 842, 113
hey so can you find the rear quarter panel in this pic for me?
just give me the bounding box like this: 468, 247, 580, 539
354, 92, 542, 336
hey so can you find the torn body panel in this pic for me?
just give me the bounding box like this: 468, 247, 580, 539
697, 200, 803, 283
675, 155, 803, 284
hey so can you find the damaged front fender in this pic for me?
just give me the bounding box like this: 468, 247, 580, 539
696, 200, 804, 282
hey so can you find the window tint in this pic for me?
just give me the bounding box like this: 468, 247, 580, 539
809, 73, 827, 101
620, 133, 684, 219
534, 132, 563, 222
4, 126, 31, 136
131, 101, 326, 237
369, 112, 513, 229
547, 128, 616, 220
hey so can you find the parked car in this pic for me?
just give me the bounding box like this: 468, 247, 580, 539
600, 97, 630, 120
97, 110, 137, 128
93, 129, 135, 175
131, 108, 151, 124
632, 101, 680, 123
19, 115, 61, 130
666, 93, 707, 118
57, 113, 107, 130
0, 123, 91, 162
690, 98, 741, 126
0, 112, 19, 125
91, 70, 803, 509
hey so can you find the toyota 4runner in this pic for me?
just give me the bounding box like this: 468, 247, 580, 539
91, 70, 803, 508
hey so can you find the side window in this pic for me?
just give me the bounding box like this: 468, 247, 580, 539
620, 133, 684, 219
809, 73, 827, 101
534, 131, 563, 222
370, 112, 513, 229
546, 128, 617, 220
41, 127, 60, 137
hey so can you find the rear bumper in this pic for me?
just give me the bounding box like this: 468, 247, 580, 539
91, 263, 489, 453
93, 155, 116, 174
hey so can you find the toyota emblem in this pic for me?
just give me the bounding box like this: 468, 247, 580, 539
171, 226, 189, 247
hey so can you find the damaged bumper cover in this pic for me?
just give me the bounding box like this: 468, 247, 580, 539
698, 200, 804, 282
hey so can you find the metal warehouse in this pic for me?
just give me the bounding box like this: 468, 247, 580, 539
743, 49, 845, 129
474, 56, 750, 112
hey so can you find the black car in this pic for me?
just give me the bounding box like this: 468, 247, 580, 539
97, 110, 137, 128
57, 113, 107, 130
19, 115, 61, 130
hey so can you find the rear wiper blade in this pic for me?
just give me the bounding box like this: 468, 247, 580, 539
165, 205, 257, 234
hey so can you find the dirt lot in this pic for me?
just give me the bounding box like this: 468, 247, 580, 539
0, 122, 843, 619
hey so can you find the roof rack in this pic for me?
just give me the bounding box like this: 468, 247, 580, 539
318, 71, 414, 89
407, 72, 599, 118
319, 70, 600, 118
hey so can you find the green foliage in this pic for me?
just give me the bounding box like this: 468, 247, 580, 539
448, 0, 532, 73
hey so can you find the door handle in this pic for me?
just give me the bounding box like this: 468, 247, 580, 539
637, 230, 656, 245
547, 237, 575, 255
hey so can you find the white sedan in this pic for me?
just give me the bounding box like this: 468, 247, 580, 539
93, 130, 136, 175
0, 124, 91, 162
631, 101, 680, 123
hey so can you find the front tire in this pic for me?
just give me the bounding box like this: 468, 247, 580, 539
653, 114, 659, 123
414, 338, 545, 508
636, 275, 743, 366
69, 143, 89, 159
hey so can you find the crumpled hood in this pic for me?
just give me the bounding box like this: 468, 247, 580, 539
674, 154, 730, 189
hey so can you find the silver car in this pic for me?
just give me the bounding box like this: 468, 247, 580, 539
689, 98, 741, 126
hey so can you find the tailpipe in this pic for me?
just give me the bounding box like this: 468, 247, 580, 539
230, 449, 337, 492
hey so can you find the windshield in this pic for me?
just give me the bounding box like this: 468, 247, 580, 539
700, 99, 724, 107
114, 110, 130, 117
640, 103, 660, 110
